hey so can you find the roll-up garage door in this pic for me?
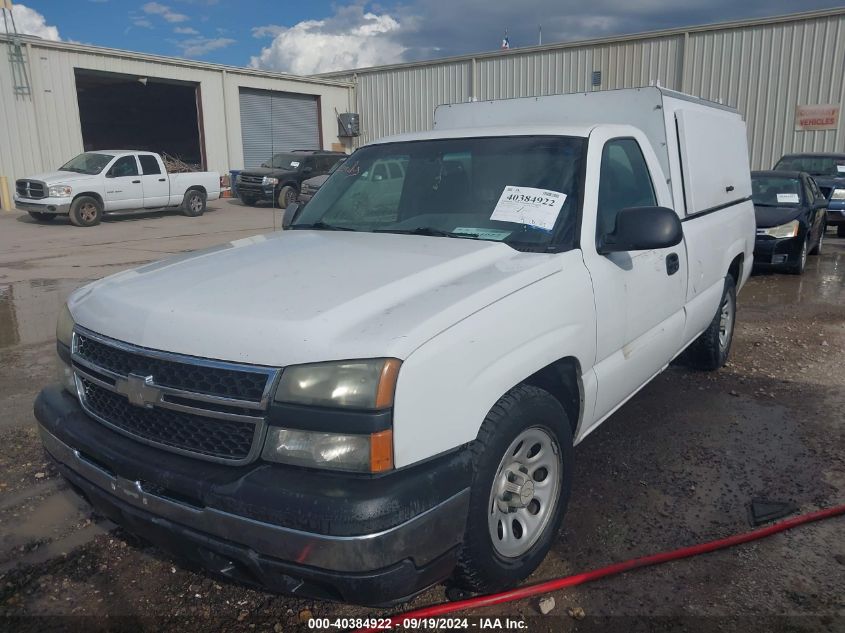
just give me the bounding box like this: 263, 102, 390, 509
239, 88, 320, 168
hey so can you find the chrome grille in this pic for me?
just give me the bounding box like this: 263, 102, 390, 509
238, 174, 265, 186
15, 179, 46, 199
71, 328, 280, 464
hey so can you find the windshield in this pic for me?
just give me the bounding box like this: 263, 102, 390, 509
263, 153, 304, 170
752, 176, 802, 206
294, 136, 585, 252
327, 157, 347, 174
774, 156, 845, 176
59, 152, 113, 175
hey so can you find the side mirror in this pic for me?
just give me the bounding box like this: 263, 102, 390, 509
598, 206, 682, 254
282, 202, 301, 230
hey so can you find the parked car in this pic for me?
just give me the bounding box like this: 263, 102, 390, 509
773, 153, 845, 236
14, 151, 220, 227
236, 150, 346, 209
36, 88, 754, 605
751, 170, 827, 274
296, 156, 347, 204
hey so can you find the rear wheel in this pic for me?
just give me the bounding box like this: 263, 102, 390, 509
277, 185, 297, 209
28, 211, 56, 223
454, 384, 573, 593
686, 275, 736, 371
68, 196, 102, 227
182, 190, 206, 217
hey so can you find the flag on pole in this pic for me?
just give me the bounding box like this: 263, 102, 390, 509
501, 30, 510, 49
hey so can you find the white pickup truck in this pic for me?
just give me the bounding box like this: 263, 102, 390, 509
36, 88, 754, 605
14, 151, 220, 227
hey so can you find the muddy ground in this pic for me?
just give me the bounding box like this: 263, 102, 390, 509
0, 204, 843, 632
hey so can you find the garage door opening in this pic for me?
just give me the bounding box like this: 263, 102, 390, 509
239, 88, 320, 168
74, 69, 205, 168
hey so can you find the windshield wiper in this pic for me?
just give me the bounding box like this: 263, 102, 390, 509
373, 227, 479, 239
291, 221, 356, 231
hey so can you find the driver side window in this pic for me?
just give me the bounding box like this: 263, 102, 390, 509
110, 156, 139, 178
597, 139, 656, 238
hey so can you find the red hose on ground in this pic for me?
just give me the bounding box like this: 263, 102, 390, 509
357, 503, 845, 632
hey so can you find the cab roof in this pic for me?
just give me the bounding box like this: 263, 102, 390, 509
367, 124, 597, 145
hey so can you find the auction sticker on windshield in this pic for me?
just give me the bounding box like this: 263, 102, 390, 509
490, 186, 566, 230
777, 193, 800, 204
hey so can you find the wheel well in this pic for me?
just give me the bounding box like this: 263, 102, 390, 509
72, 192, 103, 207
728, 253, 743, 284
523, 357, 581, 436
186, 185, 206, 195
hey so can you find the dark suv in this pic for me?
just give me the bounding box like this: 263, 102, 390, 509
774, 153, 845, 236
237, 150, 346, 209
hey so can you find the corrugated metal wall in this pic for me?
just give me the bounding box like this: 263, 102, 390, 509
338, 9, 845, 169
0, 38, 353, 189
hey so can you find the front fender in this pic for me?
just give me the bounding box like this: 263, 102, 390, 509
392, 250, 596, 468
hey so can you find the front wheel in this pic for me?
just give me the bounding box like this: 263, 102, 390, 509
788, 235, 809, 275
686, 275, 736, 371
453, 384, 573, 593
810, 226, 824, 256
182, 190, 206, 217
276, 185, 297, 209
68, 196, 102, 227
28, 211, 56, 223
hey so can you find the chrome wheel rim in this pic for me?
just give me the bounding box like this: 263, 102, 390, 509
488, 426, 561, 558
190, 195, 202, 212
80, 203, 97, 223
718, 292, 734, 351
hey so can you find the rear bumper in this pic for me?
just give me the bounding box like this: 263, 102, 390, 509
35, 386, 471, 605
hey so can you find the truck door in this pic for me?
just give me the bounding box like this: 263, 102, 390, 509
138, 154, 170, 208
581, 132, 688, 425
104, 155, 144, 211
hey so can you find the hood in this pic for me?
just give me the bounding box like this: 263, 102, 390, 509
68, 231, 560, 366
754, 204, 806, 228
241, 167, 295, 177
23, 170, 98, 185
302, 174, 329, 188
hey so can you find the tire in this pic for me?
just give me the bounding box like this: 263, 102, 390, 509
686, 275, 736, 371
453, 384, 574, 593
182, 189, 206, 217
277, 185, 297, 209
28, 211, 56, 222
68, 196, 102, 227
788, 235, 809, 275
239, 195, 258, 206
810, 226, 824, 256
838, 225, 845, 238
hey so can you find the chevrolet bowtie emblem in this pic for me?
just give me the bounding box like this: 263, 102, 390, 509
117, 373, 160, 408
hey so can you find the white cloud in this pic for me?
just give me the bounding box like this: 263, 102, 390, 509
143, 2, 189, 24
173, 26, 199, 34
177, 36, 235, 56
132, 18, 154, 28
10, 4, 61, 41
249, 8, 406, 75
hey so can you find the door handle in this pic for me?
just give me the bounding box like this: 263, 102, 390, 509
132, 180, 141, 184
158, 178, 166, 182
666, 253, 680, 276
725, 185, 735, 192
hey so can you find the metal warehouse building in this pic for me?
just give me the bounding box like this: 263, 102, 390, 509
325, 7, 845, 170
1, 7, 843, 196
0, 35, 354, 189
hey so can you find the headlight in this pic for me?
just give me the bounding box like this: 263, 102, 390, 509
57, 304, 74, 347
274, 358, 401, 409
758, 220, 800, 239
262, 176, 279, 186
832, 188, 845, 201
48, 184, 72, 197
262, 427, 393, 472
56, 304, 77, 394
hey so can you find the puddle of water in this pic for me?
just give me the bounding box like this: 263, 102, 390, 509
0, 279, 90, 350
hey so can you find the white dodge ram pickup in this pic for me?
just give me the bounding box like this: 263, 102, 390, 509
36, 88, 754, 605
15, 150, 220, 227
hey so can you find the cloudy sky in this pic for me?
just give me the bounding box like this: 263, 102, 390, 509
6, 1, 842, 75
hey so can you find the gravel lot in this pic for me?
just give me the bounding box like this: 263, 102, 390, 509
1, 201, 843, 631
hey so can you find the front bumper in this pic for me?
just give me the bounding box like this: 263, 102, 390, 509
236, 183, 276, 202
14, 197, 71, 214
753, 235, 803, 267
35, 386, 471, 605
